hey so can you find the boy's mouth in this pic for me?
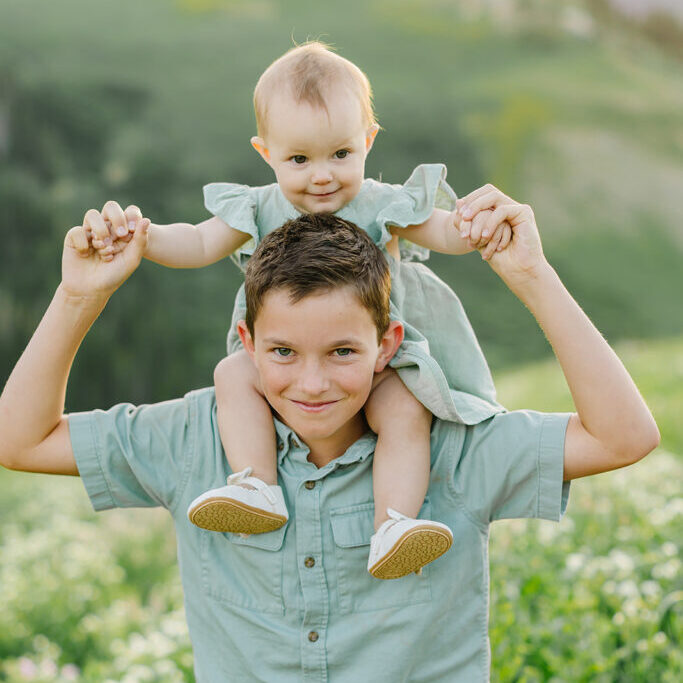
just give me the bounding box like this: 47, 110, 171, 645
290, 399, 339, 413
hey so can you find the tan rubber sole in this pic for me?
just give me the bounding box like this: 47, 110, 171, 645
188, 498, 287, 534
369, 525, 453, 580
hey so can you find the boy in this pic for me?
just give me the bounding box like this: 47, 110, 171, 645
0, 186, 659, 681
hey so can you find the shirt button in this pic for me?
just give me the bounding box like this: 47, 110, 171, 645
277, 442, 284, 451
304, 556, 315, 568
308, 631, 319, 642
304, 480, 316, 490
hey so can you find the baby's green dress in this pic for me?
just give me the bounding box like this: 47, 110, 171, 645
204, 164, 503, 425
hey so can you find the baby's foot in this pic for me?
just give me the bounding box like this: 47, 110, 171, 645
187, 467, 288, 534
367, 508, 453, 580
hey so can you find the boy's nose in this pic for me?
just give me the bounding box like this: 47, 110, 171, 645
298, 363, 330, 395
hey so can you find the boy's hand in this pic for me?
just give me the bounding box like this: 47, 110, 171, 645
63, 210, 149, 299
455, 184, 548, 292
87, 201, 144, 261
452, 208, 512, 260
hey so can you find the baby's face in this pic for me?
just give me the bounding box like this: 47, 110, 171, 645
258, 89, 376, 214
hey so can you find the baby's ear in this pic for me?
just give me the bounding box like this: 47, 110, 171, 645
365, 124, 380, 152
251, 136, 271, 165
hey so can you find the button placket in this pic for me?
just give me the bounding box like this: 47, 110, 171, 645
296, 477, 328, 680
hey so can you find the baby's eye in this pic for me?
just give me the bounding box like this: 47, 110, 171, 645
274, 348, 293, 357
334, 348, 353, 357
291, 155, 307, 164
334, 149, 349, 159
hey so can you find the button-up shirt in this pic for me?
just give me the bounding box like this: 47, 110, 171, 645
69, 388, 570, 682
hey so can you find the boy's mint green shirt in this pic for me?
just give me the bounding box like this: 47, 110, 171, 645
69, 388, 571, 682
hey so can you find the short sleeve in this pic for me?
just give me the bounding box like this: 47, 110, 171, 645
448, 411, 572, 525
68, 392, 199, 514
376, 164, 457, 262
203, 182, 259, 268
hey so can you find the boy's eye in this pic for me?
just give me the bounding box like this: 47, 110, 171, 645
334, 149, 349, 159
274, 348, 292, 357
335, 348, 353, 357
291, 155, 307, 164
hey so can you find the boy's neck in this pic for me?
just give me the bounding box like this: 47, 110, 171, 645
300, 414, 368, 468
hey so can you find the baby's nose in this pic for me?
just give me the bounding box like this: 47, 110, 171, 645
310, 165, 333, 184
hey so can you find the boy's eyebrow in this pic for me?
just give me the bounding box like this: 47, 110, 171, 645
262, 337, 294, 346
261, 337, 364, 347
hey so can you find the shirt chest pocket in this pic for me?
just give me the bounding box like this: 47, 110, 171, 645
330, 502, 433, 614
199, 524, 287, 615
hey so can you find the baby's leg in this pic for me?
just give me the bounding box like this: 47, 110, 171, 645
365, 369, 432, 531
214, 350, 277, 485
186, 351, 286, 533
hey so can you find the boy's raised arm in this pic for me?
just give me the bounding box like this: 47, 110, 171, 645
0, 213, 150, 475
461, 185, 660, 480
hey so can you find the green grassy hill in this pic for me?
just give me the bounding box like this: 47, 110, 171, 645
0, 337, 680, 680
1, 0, 681, 402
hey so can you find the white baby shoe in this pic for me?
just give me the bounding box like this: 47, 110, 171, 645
187, 467, 288, 534
368, 508, 453, 580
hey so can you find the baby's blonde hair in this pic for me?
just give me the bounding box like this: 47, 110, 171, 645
254, 41, 377, 138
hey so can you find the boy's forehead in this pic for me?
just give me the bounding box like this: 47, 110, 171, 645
253, 286, 374, 339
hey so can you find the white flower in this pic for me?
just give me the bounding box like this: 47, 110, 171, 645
640, 580, 661, 598
622, 598, 640, 617
61, 664, 80, 681
652, 631, 668, 646
617, 580, 639, 599
609, 549, 635, 574
566, 552, 585, 573
652, 558, 681, 580
661, 542, 677, 557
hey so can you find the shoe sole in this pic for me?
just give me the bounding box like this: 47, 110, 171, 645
369, 525, 453, 580
188, 498, 287, 534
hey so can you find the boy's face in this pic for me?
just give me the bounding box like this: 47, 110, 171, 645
253, 88, 378, 214
238, 286, 401, 459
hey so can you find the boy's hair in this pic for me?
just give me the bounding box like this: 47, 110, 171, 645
244, 214, 391, 342
254, 41, 376, 138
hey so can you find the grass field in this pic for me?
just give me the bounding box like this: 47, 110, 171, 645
0, 337, 680, 681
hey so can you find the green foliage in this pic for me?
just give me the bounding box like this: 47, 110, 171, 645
495, 336, 683, 456
1, 0, 682, 406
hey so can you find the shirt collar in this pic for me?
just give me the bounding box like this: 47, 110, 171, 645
273, 417, 377, 468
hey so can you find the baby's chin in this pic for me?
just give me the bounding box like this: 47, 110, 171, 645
298, 192, 348, 214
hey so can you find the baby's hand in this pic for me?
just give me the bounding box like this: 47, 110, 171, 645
88, 202, 144, 262
454, 204, 512, 261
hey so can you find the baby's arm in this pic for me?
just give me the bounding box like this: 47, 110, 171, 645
145, 217, 251, 268
390, 207, 511, 259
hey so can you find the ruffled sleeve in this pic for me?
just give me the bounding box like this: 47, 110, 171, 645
203, 182, 260, 269
376, 164, 457, 262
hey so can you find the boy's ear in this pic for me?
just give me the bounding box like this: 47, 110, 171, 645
251, 136, 271, 166
374, 320, 404, 372
365, 124, 380, 153
236, 320, 256, 357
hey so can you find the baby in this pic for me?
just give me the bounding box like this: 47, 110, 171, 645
96, 42, 509, 580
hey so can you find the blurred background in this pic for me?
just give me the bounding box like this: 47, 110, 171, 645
0, 0, 681, 680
